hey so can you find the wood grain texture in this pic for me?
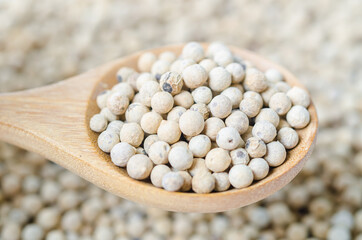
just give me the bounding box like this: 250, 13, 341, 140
0, 44, 318, 213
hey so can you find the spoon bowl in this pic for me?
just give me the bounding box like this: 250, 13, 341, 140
0, 43, 318, 213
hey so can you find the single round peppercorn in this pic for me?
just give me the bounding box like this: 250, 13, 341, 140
127, 154, 153, 180
168, 146, 193, 171
110, 142, 136, 167
151, 92, 174, 114
209, 67, 232, 92
148, 141, 171, 165
216, 127, 242, 150
205, 148, 231, 172
286, 105, 310, 129
120, 122, 144, 147
248, 158, 269, 180
159, 71, 183, 95
209, 95, 232, 119
140, 111, 163, 134
264, 141, 287, 167
252, 121, 277, 143
245, 137, 267, 158
182, 64, 208, 89
229, 164, 254, 189
179, 110, 204, 137
230, 148, 250, 165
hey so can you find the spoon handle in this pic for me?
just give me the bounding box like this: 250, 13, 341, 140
0, 70, 100, 158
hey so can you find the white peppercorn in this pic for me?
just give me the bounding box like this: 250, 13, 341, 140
214, 50, 233, 67
188, 158, 210, 177
151, 60, 170, 80
243, 68, 268, 93
139, 80, 160, 107
244, 90, 263, 106
230, 148, 250, 165
275, 81, 291, 92
22, 224, 44, 240
209, 95, 232, 118
216, 127, 242, 150
225, 110, 249, 134
207, 42, 230, 58
160, 71, 183, 95
203, 117, 225, 141
192, 171, 215, 194
174, 90, 194, 109
179, 110, 204, 137
125, 103, 150, 123
286, 105, 310, 129
287, 86, 311, 108
96, 90, 111, 109
127, 154, 153, 180
255, 108, 280, 127
120, 122, 144, 147
205, 148, 231, 172
116, 67, 135, 83
137, 52, 157, 72
226, 62, 245, 83
90, 114, 108, 132
140, 111, 163, 134
221, 87, 243, 108
277, 127, 299, 149
150, 165, 171, 188
239, 98, 262, 118
111, 82, 135, 101
248, 158, 269, 180
167, 106, 186, 122
189, 134, 211, 158
168, 146, 193, 171
178, 171, 192, 192
170, 59, 196, 74
107, 92, 129, 115
245, 137, 267, 158
98, 130, 120, 153
264, 141, 286, 167
190, 103, 209, 119
192, 86, 213, 104
212, 172, 230, 191
159, 51, 177, 63
269, 92, 292, 115
1, 222, 21, 240
110, 142, 136, 167
136, 72, 156, 91
162, 172, 184, 192
209, 67, 232, 92
261, 85, 279, 105
252, 121, 277, 143
182, 42, 205, 62
182, 64, 208, 89
151, 92, 174, 114
36, 207, 60, 231
157, 120, 181, 144
148, 141, 171, 165
265, 68, 283, 83
199, 59, 217, 73
229, 164, 254, 189
106, 120, 124, 135
143, 135, 159, 154
100, 107, 119, 122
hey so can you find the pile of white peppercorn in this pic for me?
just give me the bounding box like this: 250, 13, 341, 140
89, 41, 311, 193
2, 1, 362, 239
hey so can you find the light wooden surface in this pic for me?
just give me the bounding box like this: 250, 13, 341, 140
0, 44, 318, 213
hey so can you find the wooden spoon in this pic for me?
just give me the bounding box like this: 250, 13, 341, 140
0, 44, 318, 213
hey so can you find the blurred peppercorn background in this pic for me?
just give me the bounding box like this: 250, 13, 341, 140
1, 1, 362, 239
